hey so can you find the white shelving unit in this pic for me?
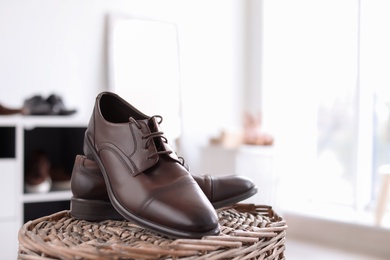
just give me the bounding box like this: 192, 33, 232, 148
22, 190, 73, 203
0, 115, 86, 259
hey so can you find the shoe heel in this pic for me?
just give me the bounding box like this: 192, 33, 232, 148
70, 197, 123, 221
83, 132, 94, 160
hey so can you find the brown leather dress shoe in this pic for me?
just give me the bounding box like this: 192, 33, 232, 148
83, 92, 219, 238
70, 155, 258, 220
0, 103, 25, 115
25, 150, 52, 193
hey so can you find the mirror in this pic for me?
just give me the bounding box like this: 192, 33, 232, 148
107, 15, 182, 142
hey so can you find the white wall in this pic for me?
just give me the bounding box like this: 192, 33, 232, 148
0, 0, 247, 170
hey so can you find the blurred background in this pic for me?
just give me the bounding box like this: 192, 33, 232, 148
1, 0, 390, 259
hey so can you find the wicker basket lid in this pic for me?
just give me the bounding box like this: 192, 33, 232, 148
18, 204, 287, 260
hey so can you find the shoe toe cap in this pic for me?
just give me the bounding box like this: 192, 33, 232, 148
138, 182, 219, 236
213, 175, 257, 202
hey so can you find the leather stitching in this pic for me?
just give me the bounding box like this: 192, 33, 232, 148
128, 122, 140, 173
98, 142, 137, 176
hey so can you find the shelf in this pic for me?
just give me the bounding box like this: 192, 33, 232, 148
0, 108, 87, 260
0, 115, 20, 126
0, 114, 88, 129
0, 118, 84, 236
22, 115, 88, 129
22, 190, 72, 203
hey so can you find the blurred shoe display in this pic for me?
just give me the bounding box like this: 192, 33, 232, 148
24, 150, 52, 193
24, 150, 71, 193
50, 166, 71, 191
0, 103, 25, 115
23, 94, 76, 116
46, 94, 77, 115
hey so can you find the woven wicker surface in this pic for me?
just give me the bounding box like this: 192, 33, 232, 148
18, 204, 287, 260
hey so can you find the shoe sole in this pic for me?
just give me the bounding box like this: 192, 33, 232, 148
83, 135, 220, 239
212, 185, 258, 209
70, 187, 258, 221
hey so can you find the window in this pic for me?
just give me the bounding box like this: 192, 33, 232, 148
262, 0, 390, 226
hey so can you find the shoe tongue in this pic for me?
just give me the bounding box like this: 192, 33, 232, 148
147, 116, 160, 133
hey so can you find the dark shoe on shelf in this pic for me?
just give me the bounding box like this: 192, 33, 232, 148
83, 91, 219, 238
46, 94, 77, 116
50, 166, 71, 191
25, 150, 52, 193
23, 94, 76, 116
70, 155, 258, 221
23, 95, 52, 115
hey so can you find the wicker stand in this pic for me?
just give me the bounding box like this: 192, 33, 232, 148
18, 204, 287, 259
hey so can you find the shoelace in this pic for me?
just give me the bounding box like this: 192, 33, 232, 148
129, 115, 173, 159
129, 115, 190, 169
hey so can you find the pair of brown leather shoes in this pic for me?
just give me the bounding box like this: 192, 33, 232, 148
72, 92, 257, 239
71, 155, 257, 221
23, 94, 77, 116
